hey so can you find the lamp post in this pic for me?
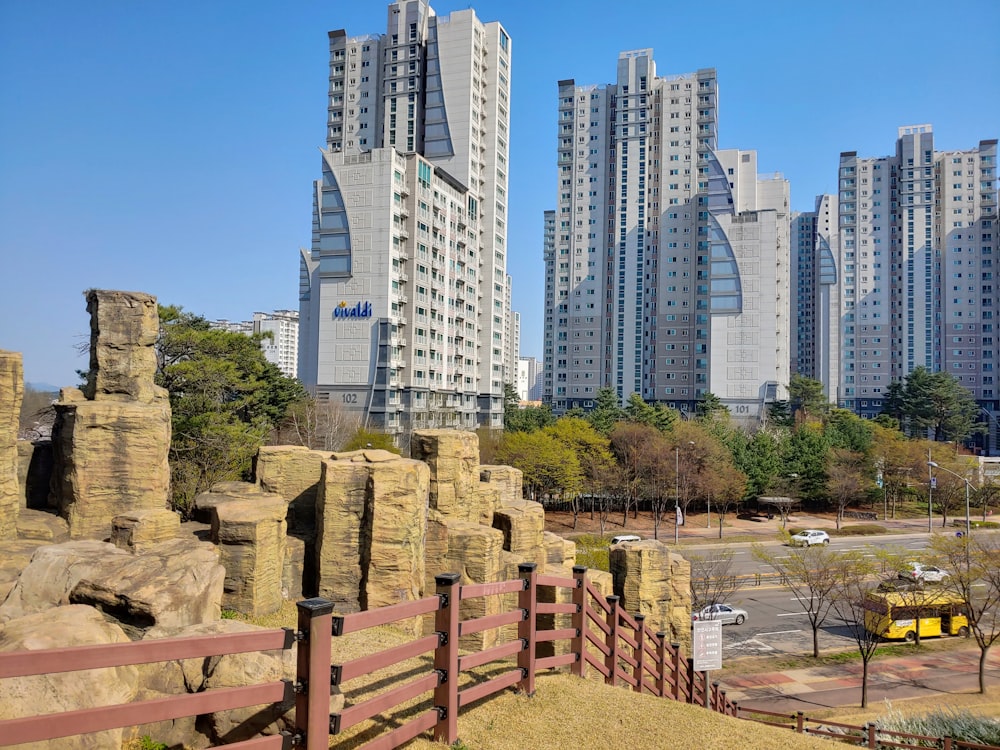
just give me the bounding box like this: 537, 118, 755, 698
927, 460, 972, 569
674, 446, 680, 545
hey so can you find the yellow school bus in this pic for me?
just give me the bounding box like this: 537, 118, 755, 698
864, 589, 969, 642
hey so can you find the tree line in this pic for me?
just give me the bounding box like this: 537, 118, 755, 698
493, 372, 996, 536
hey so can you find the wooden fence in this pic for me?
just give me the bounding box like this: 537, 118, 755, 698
1, 563, 997, 750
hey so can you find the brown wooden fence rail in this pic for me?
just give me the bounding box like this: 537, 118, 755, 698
3, 563, 997, 750
736, 707, 1000, 750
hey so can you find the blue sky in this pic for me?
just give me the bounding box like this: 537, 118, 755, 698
1, 1, 998, 388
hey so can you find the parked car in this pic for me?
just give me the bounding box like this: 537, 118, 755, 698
789, 529, 830, 547
898, 562, 950, 584
610, 534, 641, 545
692, 604, 747, 625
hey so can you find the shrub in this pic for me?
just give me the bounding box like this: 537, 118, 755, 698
573, 534, 611, 572
875, 703, 1000, 746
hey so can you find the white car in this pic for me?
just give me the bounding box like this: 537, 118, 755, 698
899, 562, 950, 583
692, 604, 747, 625
610, 534, 641, 545
789, 529, 830, 547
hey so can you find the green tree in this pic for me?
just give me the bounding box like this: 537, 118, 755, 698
766, 400, 793, 428
789, 374, 829, 419
156, 305, 306, 514
825, 408, 874, 454
496, 430, 582, 503
623, 392, 677, 433
588, 386, 623, 435
725, 428, 784, 500
902, 367, 982, 443
544, 417, 615, 529
342, 428, 400, 453
782, 423, 829, 503
502, 382, 553, 433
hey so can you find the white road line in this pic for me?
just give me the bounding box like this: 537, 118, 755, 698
758, 629, 801, 636
776, 612, 809, 617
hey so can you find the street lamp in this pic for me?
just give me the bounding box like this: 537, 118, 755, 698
927, 460, 972, 568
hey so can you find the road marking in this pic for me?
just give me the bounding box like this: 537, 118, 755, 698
757, 629, 801, 636
776, 612, 809, 617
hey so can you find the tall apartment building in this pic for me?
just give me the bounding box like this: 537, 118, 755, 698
801, 126, 999, 448
253, 310, 299, 379
791, 195, 838, 386
516, 356, 541, 401
209, 310, 300, 378
297, 0, 512, 437
543, 50, 789, 420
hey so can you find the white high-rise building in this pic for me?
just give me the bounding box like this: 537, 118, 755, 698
819, 128, 999, 424
543, 50, 788, 421
297, 0, 512, 438
254, 310, 299, 379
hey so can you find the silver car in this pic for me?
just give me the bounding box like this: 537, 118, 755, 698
692, 603, 747, 625
789, 529, 830, 547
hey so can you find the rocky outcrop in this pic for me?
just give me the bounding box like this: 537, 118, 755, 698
82, 290, 162, 403
0, 351, 23, 540
0, 539, 224, 638
17, 439, 54, 510
411, 430, 480, 522
254, 445, 330, 534
111, 508, 180, 553
610, 539, 691, 651
315, 450, 428, 629
50, 290, 171, 540
15, 508, 69, 543
212, 496, 287, 617
492, 499, 545, 567
51, 390, 171, 540
0, 605, 139, 750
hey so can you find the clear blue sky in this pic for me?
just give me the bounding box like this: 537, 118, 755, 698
2, 1, 998, 388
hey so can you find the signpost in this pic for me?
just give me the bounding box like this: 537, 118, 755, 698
692, 619, 723, 672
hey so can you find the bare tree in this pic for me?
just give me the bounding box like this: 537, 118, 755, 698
931, 534, 1000, 694
828, 448, 866, 529
828, 550, 883, 707
753, 543, 843, 657
273, 396, 360, 451
688, 549, 743, 612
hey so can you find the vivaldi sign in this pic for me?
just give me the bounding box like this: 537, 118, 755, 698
333, 301, 373, 319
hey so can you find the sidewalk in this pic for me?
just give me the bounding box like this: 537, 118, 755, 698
721, 644, 1000, 713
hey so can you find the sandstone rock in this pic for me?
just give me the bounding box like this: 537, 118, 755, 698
82, 290, 164, 403
542, 530, 573, 571
190, 482, 265, 524
15, 509, 69, 543
17, 439, 53, 510
365, 458, 429, 618
0, 539, 47, 603
0, 539, 224, 637
254, 446, 330, 533
0, 605, 138, 750
492, 499, 545, 565
51, 391, 171, 540
411, 430, 479, 521
441, 518, 504, 650
479, 464, 524, 508
111, 508, 180, 553
0, 350, 23, 540
610, 540, 678, 644
283, 534, 306, 600
212, 497, 287, 617
315, 459, 370, 610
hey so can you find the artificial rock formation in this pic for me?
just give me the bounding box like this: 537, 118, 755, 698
212, 496, 288, 617
0, 350, 23, 540
0, 539, 225, 638
51, 290, 171, 540
0, 605, 139, 750
111, 508, 180, 553
610, 540, 692, 652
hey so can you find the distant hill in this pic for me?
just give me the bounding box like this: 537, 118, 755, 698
26, 382, 60, 393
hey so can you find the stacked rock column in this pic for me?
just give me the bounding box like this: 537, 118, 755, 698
0, 351, 23, 539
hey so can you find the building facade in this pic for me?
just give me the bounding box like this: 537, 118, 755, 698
297, 0, 512, 437
801, 127, 998, 449
543, 50, 788, 421
253, 310, 299, 379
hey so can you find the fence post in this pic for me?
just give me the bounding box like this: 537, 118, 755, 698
517, 562, 538, 697
943, 738, 952, 750
433, 573, 461, 745
671, 642, 683, 701
867, 723, 877, 749
633, 614, 645, 694
710, 681, 720, 712
295, 598, 334, 749
687, 657, 696, 705
655, 632, 667, 697
796, 711, 804, 733
605, 595, 620, 686
571, 566, 587, 679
